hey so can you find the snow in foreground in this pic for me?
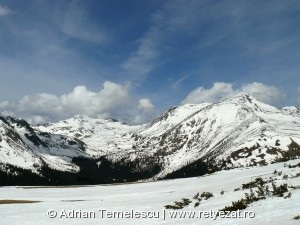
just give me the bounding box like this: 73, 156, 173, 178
1, 159, 300, 225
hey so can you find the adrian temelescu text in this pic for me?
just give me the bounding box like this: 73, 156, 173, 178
98, 209, 160, 219
60, 209, 96, 219
58, 209, 160, 219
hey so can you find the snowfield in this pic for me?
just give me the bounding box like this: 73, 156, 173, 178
1, 159, 299, 225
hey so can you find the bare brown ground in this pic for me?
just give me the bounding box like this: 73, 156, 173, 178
19, 185, 94, 189
0, 199, 41, 204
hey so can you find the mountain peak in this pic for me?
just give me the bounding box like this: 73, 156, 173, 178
225, 92, 256, 103
220, 93, 281, 113
105, 118, 119, 123
281, 106, 300, 114
72, 114, 91, 120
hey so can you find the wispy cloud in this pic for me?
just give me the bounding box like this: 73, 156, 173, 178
121, 27, 160, 78
0, 5, 10, 16
121, 0, 234, 78
122, 0, 300, 82
121, 0, 202, 78
171, 74, 191, 90
59, 0, 107, 44
171, 69, 202, 90
0, 1, 113, 101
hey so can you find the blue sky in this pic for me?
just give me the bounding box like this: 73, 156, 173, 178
0, 0, 300, 124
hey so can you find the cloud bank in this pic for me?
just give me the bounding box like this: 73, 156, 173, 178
182, 82, 286, 106
0, 81, 292, 125
0, 81, 155, 124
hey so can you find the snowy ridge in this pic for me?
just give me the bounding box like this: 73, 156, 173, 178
131, 94, 300, 177
0, 116, 87, 173
281, 106, 300, 114
142, 103, 212, 136
36, 114, 141, 156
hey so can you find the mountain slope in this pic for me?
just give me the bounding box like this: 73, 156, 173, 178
36, 115, 141, 156
0, 116, 87, 173
136, 94, 300, 177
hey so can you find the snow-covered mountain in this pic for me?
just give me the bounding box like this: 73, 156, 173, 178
0, 116, 87, 172
135, 93, 300, 177
36, 115, 141, 156
0, 93, 299, 185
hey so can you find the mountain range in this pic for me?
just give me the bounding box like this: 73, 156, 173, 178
0, 93, 299, 185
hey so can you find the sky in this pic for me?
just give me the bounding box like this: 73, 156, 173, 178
0, 0, 300, 124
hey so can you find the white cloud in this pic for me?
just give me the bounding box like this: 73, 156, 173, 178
0, 5, 10, 16
138, 99, 154, 113
0, 81, 158, 125
182, 82, 235, 104
241, 82, 286, 106
0, 81, 131, 124
131, 115, 144, 125
60, 82, 130, 115
132, 98, 156, 125
0, 101, 9, 108
182, 82, 286, 106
